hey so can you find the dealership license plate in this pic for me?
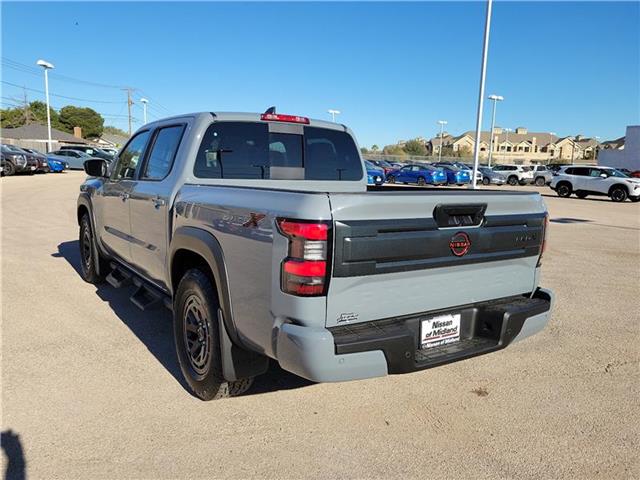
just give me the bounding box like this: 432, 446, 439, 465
420, 313, 461, 349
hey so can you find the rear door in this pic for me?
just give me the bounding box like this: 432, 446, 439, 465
129, 123, 187, 288
325, 191, 546, 327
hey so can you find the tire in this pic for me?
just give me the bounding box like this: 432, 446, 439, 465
174, 269, 254, 401
482, 177, 490, 186
79, 214, 107, 284
387, 175, 395, 184
507, 176, 518, 186
575, 192, 588, 199
4, 161, 15, 176
610, 186, 628, 203
417, 176, 426, 186
535, 177, 546, 186
556, 182, 572, 198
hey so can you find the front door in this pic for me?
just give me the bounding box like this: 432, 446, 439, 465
98, 130, 151, 263
129, 124, 186, 288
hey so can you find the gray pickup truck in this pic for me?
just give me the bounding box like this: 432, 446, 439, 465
78, 111, 554, 400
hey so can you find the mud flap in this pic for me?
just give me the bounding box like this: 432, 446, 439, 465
218, 309, 269, 381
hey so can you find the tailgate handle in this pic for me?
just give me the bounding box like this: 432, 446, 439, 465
433, 203, 486, 228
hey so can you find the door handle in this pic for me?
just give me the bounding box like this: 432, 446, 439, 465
152, 197, 166, 208
119, 192, 130, 201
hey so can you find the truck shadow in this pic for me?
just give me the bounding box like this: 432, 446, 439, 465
53, 241, 313, 398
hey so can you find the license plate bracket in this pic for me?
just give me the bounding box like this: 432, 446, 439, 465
420, 313, 461, 349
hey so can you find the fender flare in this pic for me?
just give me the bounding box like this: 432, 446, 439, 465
169, 226, 241, 345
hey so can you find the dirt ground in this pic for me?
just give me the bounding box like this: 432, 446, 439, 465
2, 172, 639, 479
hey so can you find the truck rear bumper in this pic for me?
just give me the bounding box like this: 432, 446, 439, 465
275, 288, 553, 382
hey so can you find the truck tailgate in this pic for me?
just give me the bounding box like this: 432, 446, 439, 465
325, 189, 547, 327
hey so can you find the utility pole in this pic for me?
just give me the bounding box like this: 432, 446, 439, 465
23, 86, 30, 125
123, 88, 134, 135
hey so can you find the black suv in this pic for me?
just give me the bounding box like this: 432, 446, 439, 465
1, 144, 38, 176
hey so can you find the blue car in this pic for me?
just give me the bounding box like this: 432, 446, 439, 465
47, 156, 68, 173
364, 160, 386, 185
438, 165, 471, 185
387, 164, 447, 186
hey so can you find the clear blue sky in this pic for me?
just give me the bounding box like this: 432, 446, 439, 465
2, 1, 638, 146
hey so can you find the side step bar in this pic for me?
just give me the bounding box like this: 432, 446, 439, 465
106, 262, 172, 311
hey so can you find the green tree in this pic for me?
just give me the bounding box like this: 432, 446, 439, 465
0, 101, 61, 129
382, 144, 406, 156
360, 147, 369, 154
59, 105, 104, 138
0, 107, 25, 128
403, 139, 428, 156
371, 144, 380, 152
103, 125, 129, 137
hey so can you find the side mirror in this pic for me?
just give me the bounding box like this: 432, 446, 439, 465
600, 173, 608, 179
84, 158, 107, 177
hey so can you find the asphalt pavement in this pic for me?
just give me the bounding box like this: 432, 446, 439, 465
2, 172, 638, 479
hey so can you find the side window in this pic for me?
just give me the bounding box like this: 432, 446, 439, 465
141, 125, 185, 180
111, 131, 150, 180
589, 168, 602, 177
573, 167, 589, 176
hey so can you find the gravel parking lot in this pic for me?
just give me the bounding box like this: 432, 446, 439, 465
2, 172, 639, 479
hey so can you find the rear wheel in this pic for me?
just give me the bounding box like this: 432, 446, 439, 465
507, 176, 518, 186
535, 177, 546, 186
575, 192, 588, 199
417, 177, 426, 186
556, 182, 572, 198
482, 177, 490, 185
610, 186, 628, 203
387, 176, 395, 184
174, 269, 253, 401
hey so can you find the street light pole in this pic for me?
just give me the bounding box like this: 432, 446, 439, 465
486, 94, 503, 168
437, 120, 447, 162
140, 98, 148, 124
470, 0, 494, 189
328, 109, 341, 122
36, 59, 54, 152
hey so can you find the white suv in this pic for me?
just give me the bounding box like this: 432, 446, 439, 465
492, 164, 535, 186
550, 166, 640, 202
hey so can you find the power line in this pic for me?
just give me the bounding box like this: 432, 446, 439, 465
1, 80, 125, 104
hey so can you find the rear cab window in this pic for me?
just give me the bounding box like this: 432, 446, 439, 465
194, 122, 363, 181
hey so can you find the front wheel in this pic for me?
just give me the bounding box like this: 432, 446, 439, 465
507, 176, 518, 186
482, 177, 490, 185
610, 186, 628, 203
387, 176, 396, 184
174, 269, 253, 401
79, 214, 108, 284
556, 183, 572, 198
4, 162, 15, 176
417, 177, 426, 186
535, 177, 546, 186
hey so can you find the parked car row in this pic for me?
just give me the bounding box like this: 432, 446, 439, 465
1, 143, 118, 176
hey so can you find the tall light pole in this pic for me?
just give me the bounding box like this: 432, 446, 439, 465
328, 109, 341, 122
470, 0, 494, 189
486, 94, 503, 168
36, 59, 54, 152
140, 98, 148, 124
437, 120, 448, 162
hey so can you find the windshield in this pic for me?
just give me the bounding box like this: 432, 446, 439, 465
364, 160, 377, 169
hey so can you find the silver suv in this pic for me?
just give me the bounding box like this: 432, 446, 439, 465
550, 166, 640, 202
491, 164, 534, 186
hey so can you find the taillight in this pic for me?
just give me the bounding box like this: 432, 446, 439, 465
260, 113, 310, 124
537, 214, 549, 267
277, 218, 330, 296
